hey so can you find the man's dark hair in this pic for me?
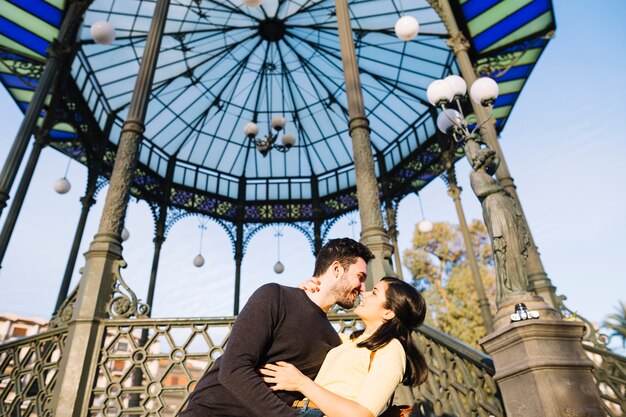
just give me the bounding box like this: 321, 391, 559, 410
312, 238, 374, 277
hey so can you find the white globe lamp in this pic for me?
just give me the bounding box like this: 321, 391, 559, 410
271, 116, 286, 131
394, 16, 419, 41
444, 75, 467, 98
470, 77, 499, 106
281, 133, 296, 148
273, 261, 284, 274
90, 21, 116, 45
418, 219, 433, 234
193, 254, 205, 268
244, 122, 259, 138
427, 80, 453, 107
54, 177, 71, 194
121, 227, 130, 241
436, 109, 462, 134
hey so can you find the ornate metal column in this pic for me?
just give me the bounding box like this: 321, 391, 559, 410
335, 0, 396, 287
312, 178, 323, 256
384, 199, 403, 279
428, 0, 558, 309
233, 227, 244, 315
0, 132, 48, 267
55, 174, 98, 312
442, 157, 493, 332
147, 207, 166, 311
51, 0, 170, 414
0, 0, 90, 219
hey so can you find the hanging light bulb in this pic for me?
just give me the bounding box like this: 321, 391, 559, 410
55, 157, 72, 194
418, 219, 434, 234
416, 193, 433, 234
273, 225, 285, 274
394, 16, 419, 41
194, 217, 208, 267
90, 21, 116, 45
193, 254, 205, 268
121, 227, 130, 241
54, 177, 71, 194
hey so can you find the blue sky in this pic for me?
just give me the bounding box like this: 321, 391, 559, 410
0, 0, 624, 335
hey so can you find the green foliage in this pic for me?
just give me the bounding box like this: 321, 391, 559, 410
604, 301, 626, 347
403, 220, 496, 348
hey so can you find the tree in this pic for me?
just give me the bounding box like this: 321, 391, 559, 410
604, 301, 626, 348
403, 220, 496, 348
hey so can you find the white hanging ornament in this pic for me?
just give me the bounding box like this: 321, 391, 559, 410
274, 260, 284, 274
90, 21, 116, 45
418, 219, 433, 234
394, 16, 419, 41
121, 227, 130, 241
243, 0, 263, 7
54, 177, 71, 194
193, 254, 205, 268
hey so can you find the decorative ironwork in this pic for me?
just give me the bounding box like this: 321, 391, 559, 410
476, 35, 554, 79
559, 298, 626, 416
80, 314, 503, 416
0, 54, 44, 87
87, 318, 235, 416
49, 285, 79, 329
0, 328, 68, 417
108, 260, 150, 319
241, 222, 316, 257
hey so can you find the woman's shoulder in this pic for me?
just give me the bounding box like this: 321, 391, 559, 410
380, 338, 406, 357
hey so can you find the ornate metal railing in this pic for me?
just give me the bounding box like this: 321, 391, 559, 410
79, 314, 502, 417
0, 327, 68, 416
560, 299, 626, 416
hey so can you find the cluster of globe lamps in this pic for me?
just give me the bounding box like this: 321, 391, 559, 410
67, 5, 497, 270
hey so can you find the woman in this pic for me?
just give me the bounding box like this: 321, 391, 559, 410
260, 277, 427, 417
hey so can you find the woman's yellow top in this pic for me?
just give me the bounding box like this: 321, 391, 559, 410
313, 333, 406, 416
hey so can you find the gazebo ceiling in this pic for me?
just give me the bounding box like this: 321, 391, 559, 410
75, 0, 450, 200
0, 0, 555, 224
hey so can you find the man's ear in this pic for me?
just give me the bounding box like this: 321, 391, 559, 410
331, 261, 343, 278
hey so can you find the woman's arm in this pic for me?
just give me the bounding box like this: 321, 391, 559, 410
260, 362, 374, 417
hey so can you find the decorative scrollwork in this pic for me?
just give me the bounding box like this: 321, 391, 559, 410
49, 285, 79, 328
475, 36, 552, 79
108, 259, 150, 319
558, 296, 626, 416
558, 295, 613, 349
0, 55, 44, 88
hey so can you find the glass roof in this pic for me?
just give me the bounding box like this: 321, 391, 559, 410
0, 0, 556, 223
73, 0, 450, 201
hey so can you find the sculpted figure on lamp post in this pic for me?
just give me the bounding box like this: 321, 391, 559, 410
465, 140, 531, 307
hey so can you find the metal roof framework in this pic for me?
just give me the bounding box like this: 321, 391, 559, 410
0, 0, 555, 249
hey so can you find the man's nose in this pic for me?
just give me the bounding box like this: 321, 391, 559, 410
359, 283, 367, 293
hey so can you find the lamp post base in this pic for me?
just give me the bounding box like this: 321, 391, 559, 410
492, 294, 560, 330
480, 319, 604, 417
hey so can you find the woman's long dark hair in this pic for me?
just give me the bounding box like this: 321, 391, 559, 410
350, 277, 428, 386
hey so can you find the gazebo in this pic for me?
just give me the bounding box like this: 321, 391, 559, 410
0, 0, 622, 416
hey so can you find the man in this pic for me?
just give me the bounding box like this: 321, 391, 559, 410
181, 238, 374, 417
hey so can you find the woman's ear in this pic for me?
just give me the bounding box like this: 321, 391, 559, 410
383, 309, 396, 321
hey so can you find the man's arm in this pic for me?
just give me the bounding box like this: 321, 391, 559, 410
218, 283, 298, 417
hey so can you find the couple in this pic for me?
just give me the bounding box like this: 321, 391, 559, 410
181, 238, 427, 417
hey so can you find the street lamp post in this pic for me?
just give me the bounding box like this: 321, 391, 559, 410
428, 75, 604, 416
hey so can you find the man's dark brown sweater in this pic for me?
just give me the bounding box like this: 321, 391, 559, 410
182, 283, 341, 417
